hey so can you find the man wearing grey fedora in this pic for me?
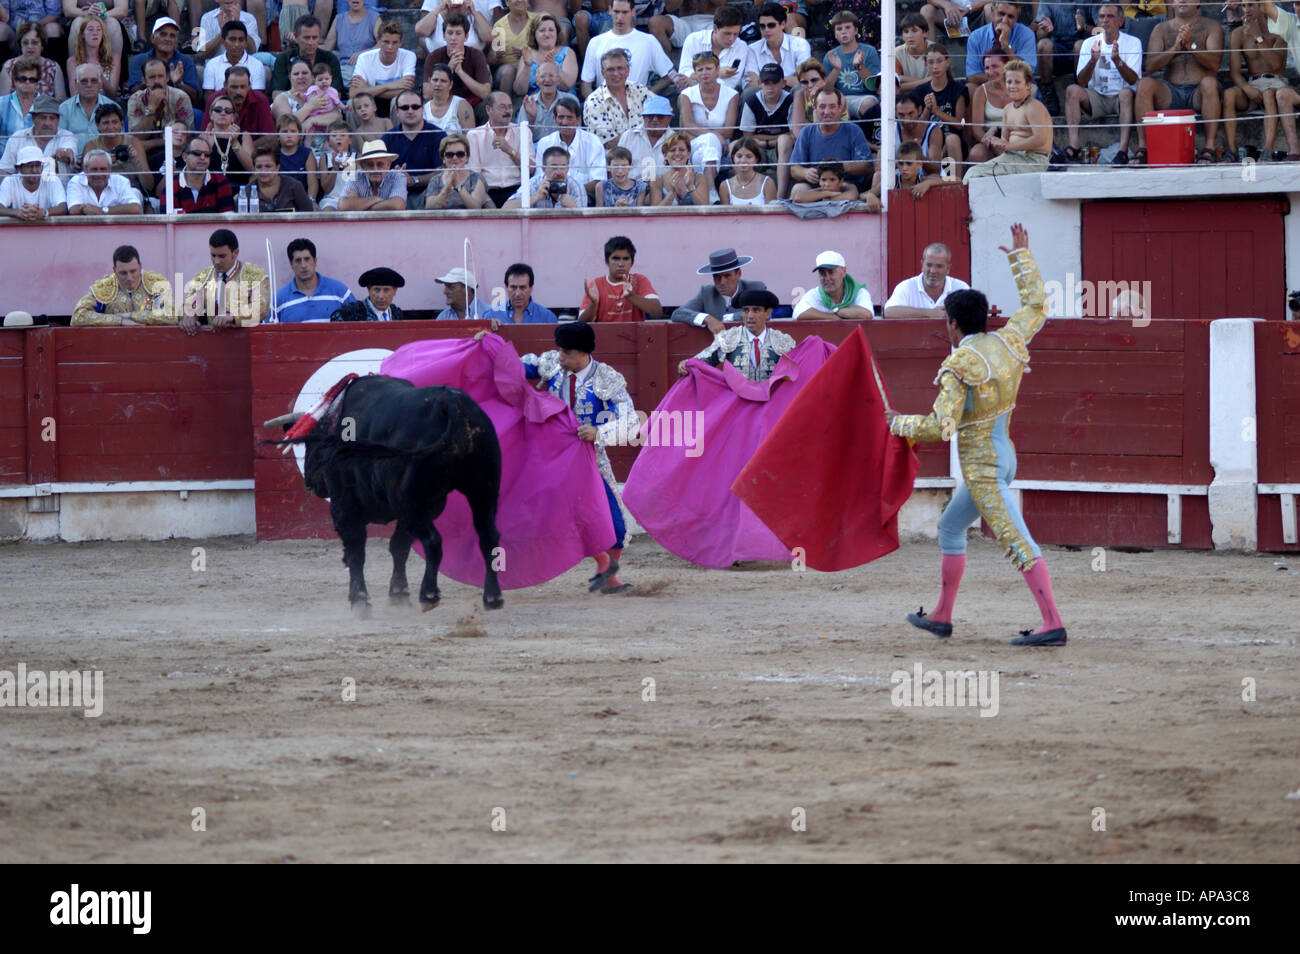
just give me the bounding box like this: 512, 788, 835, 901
670, 248, 768, 333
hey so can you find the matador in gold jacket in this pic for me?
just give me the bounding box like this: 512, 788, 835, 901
71, 258, 176, 327
888, 224, 1066, 647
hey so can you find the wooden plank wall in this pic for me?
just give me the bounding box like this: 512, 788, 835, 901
1256, 320, 1300, 551
886, 184, 972, 291
0, 332, 25, 483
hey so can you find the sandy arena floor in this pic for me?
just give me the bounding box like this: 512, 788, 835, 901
0, 533, 1297, 863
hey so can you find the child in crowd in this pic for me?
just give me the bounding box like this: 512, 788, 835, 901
276, 115, 319, 201
823, 10, 879, 119
346, 92, 389, 143
304, 61, 343, 134
869, 141, 941, 201
793, 161, 859, 202
316, 121, 357, 210
918, 43, 967, 134
595, 146, 649, 207
578, 234, 662, 322
895, 12, 931, 93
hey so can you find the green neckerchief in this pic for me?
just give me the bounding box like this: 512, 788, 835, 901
818, 273, 862, 311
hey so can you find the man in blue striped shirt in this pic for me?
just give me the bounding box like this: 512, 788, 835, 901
272, 238, 355, 323
483, 263, 558, 330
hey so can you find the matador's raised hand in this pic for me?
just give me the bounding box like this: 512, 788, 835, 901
998, 223, 1029, 254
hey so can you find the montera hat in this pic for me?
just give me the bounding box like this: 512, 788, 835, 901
734, 288, 780, 310
554, 320, 595, 353
358, 266, 405, 288
696, 247, 753, 275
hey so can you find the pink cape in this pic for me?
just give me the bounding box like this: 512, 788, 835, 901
622, 336, 836, 568
380, 335, 615, 590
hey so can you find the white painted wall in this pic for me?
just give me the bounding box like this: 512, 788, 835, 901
1208, 319, 1260, 550
0, 491, 255, 542
966, 174, 1082, 317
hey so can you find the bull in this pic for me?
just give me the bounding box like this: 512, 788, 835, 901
266, 374, 505, 614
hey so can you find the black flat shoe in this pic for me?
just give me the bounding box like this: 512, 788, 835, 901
1010, 627, 1067, 646
906, 607, 952, 638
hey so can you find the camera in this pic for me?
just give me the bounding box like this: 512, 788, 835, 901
1289, 290, 1300, 315
547, 179, 566, 199
112, 144, 131, 163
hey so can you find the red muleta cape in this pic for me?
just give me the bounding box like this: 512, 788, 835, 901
731, 326, 920, 571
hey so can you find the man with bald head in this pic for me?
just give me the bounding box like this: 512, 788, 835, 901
883, 244, 971, 318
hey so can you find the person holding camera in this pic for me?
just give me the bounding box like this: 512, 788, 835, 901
503, 143, 587, 208
81, 101, 152, 197
508, 144, 584, 209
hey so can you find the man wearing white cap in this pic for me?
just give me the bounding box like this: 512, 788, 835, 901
792, 250, 874, 320
0, 145, 67, 219
127, 16, 201, 108
338, 140, 407, 211
434, 267, 489, 320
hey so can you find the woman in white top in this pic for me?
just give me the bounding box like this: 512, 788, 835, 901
422, 63, 475, 132
681, 52, 739, 154
719, 138, 776, 206
968, 49, 1010, 165
416, 0, 491, 52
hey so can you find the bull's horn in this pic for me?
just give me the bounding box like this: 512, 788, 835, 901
263, 411, 305, 429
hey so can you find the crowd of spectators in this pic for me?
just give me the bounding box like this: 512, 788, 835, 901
1, 0, 1298, 221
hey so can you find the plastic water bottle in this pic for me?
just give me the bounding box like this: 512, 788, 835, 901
236, 185, 248, 214
249, 187, 260, 214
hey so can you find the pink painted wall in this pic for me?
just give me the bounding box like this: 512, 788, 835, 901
3, 209, 886, 317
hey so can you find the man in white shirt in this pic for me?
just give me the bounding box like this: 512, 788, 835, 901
66, 149, 142, 215
580, 0, 683, 97
1061, 4, 1141, 162
0, 95, 78, 180
618, 94, 720, 184
198, 0, 263, 57
534, 94, 606, 190
677, 7, 750, 91
744, 3, 812, 89
202, 21, 268, 92
351, 21, 418, 114
793, 250, 874, 319
0, 145, 67, 219
883, 244, 971, 318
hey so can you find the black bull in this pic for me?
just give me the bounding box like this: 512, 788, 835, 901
268, 375, 505, 612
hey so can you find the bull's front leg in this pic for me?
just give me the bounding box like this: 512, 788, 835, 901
388, 525, 413, 603
336, 518, 370, 612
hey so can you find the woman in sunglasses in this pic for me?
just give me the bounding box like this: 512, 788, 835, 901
200, 93, 254, 179
0, 56, 42, 141
424, 133, 489, 209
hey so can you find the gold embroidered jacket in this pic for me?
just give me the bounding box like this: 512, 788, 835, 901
71, 271, 176, 327
890, 248, 1046, 443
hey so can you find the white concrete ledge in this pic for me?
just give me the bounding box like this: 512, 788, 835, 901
0, 480, 254, 499
1039, 165, 1300, 200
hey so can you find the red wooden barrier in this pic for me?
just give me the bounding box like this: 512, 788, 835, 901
0, 331, 25, 483
1013, 320, 1213, 548
6, 328, 254, 485
1256, 320, 1300, 551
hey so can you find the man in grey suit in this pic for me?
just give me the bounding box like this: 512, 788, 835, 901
670, 248, 767, 333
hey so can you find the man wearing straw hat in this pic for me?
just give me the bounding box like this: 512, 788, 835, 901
669, 247, 768, 333
338, 139, 408, 211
